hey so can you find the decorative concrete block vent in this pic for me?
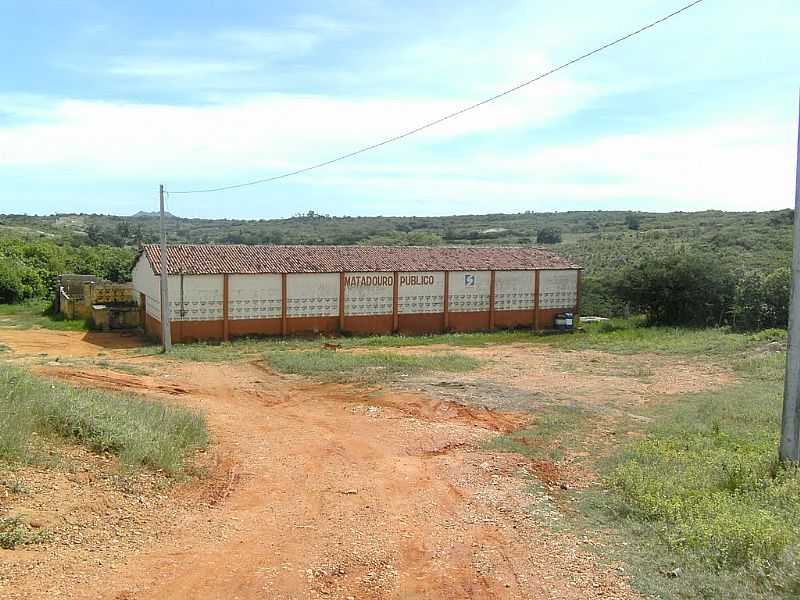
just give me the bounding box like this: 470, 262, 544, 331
131, 244, 582, 342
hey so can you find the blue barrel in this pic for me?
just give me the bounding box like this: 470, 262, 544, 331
555, 312, 574, 330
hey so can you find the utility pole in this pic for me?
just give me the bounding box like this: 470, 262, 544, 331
780, 93, 800, 462
159, 184, 172, 351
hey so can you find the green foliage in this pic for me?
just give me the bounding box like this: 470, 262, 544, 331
578, 275, 620, 316
263, 349, 480, 382
0, 236, 135, 303
599, 340, 800, 596
558, 318, 774, 357
0, 257, 39, 303
0, 364, 207, 474
612, 249, 736, 326
536, 226, 562, 244
733, 267, 790, 331
0, 517, 48, 549
624, 213, 641, 231
0, 209, 792, 325
609, 378, 800, 579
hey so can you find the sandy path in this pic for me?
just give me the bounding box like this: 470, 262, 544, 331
0, 328, 145, 357
2, 329, 640, 599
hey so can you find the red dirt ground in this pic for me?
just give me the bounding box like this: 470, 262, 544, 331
0, 328, 731, 599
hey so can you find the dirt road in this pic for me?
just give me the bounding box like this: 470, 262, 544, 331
0, 329, 725, 599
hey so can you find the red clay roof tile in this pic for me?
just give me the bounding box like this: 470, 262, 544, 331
141, 244, 580, 275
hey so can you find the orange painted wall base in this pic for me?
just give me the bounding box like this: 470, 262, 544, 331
343, 315, 394, 335
447, 311, 491, 332
145, 308, 579, 342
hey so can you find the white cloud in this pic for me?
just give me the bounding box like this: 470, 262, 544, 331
283, 118, 796, 213
0, 83, 792, 214
0, 77, 591, 175
107, 59, 258, 78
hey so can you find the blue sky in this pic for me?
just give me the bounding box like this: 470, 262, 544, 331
0, 0, 797, 218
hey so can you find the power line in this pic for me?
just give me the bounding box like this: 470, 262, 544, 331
170, 0, 706, 195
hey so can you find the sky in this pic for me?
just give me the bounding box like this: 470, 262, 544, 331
0, 0, 798, 219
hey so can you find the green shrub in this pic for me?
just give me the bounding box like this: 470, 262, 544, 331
733, 268, 790, 331
0, 237, 136, 303
536, 227, 562, 244
612, 249, 736, 327
624, 213, 641, 231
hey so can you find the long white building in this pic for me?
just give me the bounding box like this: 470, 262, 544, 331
132, 244, 581, 342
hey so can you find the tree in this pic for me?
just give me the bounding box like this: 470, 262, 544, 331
85, 223, 103, 245
612, 249, 736, 326
0, 259, 36, 303
763, 267, 791, 327
732, 267, 790, 330
624, 213, 641, 231
536, 227, 562, 244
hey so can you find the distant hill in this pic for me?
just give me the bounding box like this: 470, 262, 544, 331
0, 208, 792, 314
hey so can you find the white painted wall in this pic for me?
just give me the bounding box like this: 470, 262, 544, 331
132, 262, 580, 327
539, 270, 578, 309
229, 274, 282, 320
398, 272, 444, 314
131, 255, 160, 320
344, 272, 393, 316
132, 258, 225, 322
448, 271, 491, 312
495, 271, 534, 311
168, 275, 224, 322
287, 273, 339, 317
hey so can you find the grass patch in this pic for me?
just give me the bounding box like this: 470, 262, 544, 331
0, 517, 49, 549
263, 349, 480, 383
610, 380, 793, 566
472, 321, 796, 597
486, 404, 588, 462
0, 364, 207, 475
343, 330, 541, 348
552, 318, 778, 357
0, 301, 89, 331
577, 487, 800, 600
137, 317, 785, 365
561, 332, 798, 598
135, 330, 543, 363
